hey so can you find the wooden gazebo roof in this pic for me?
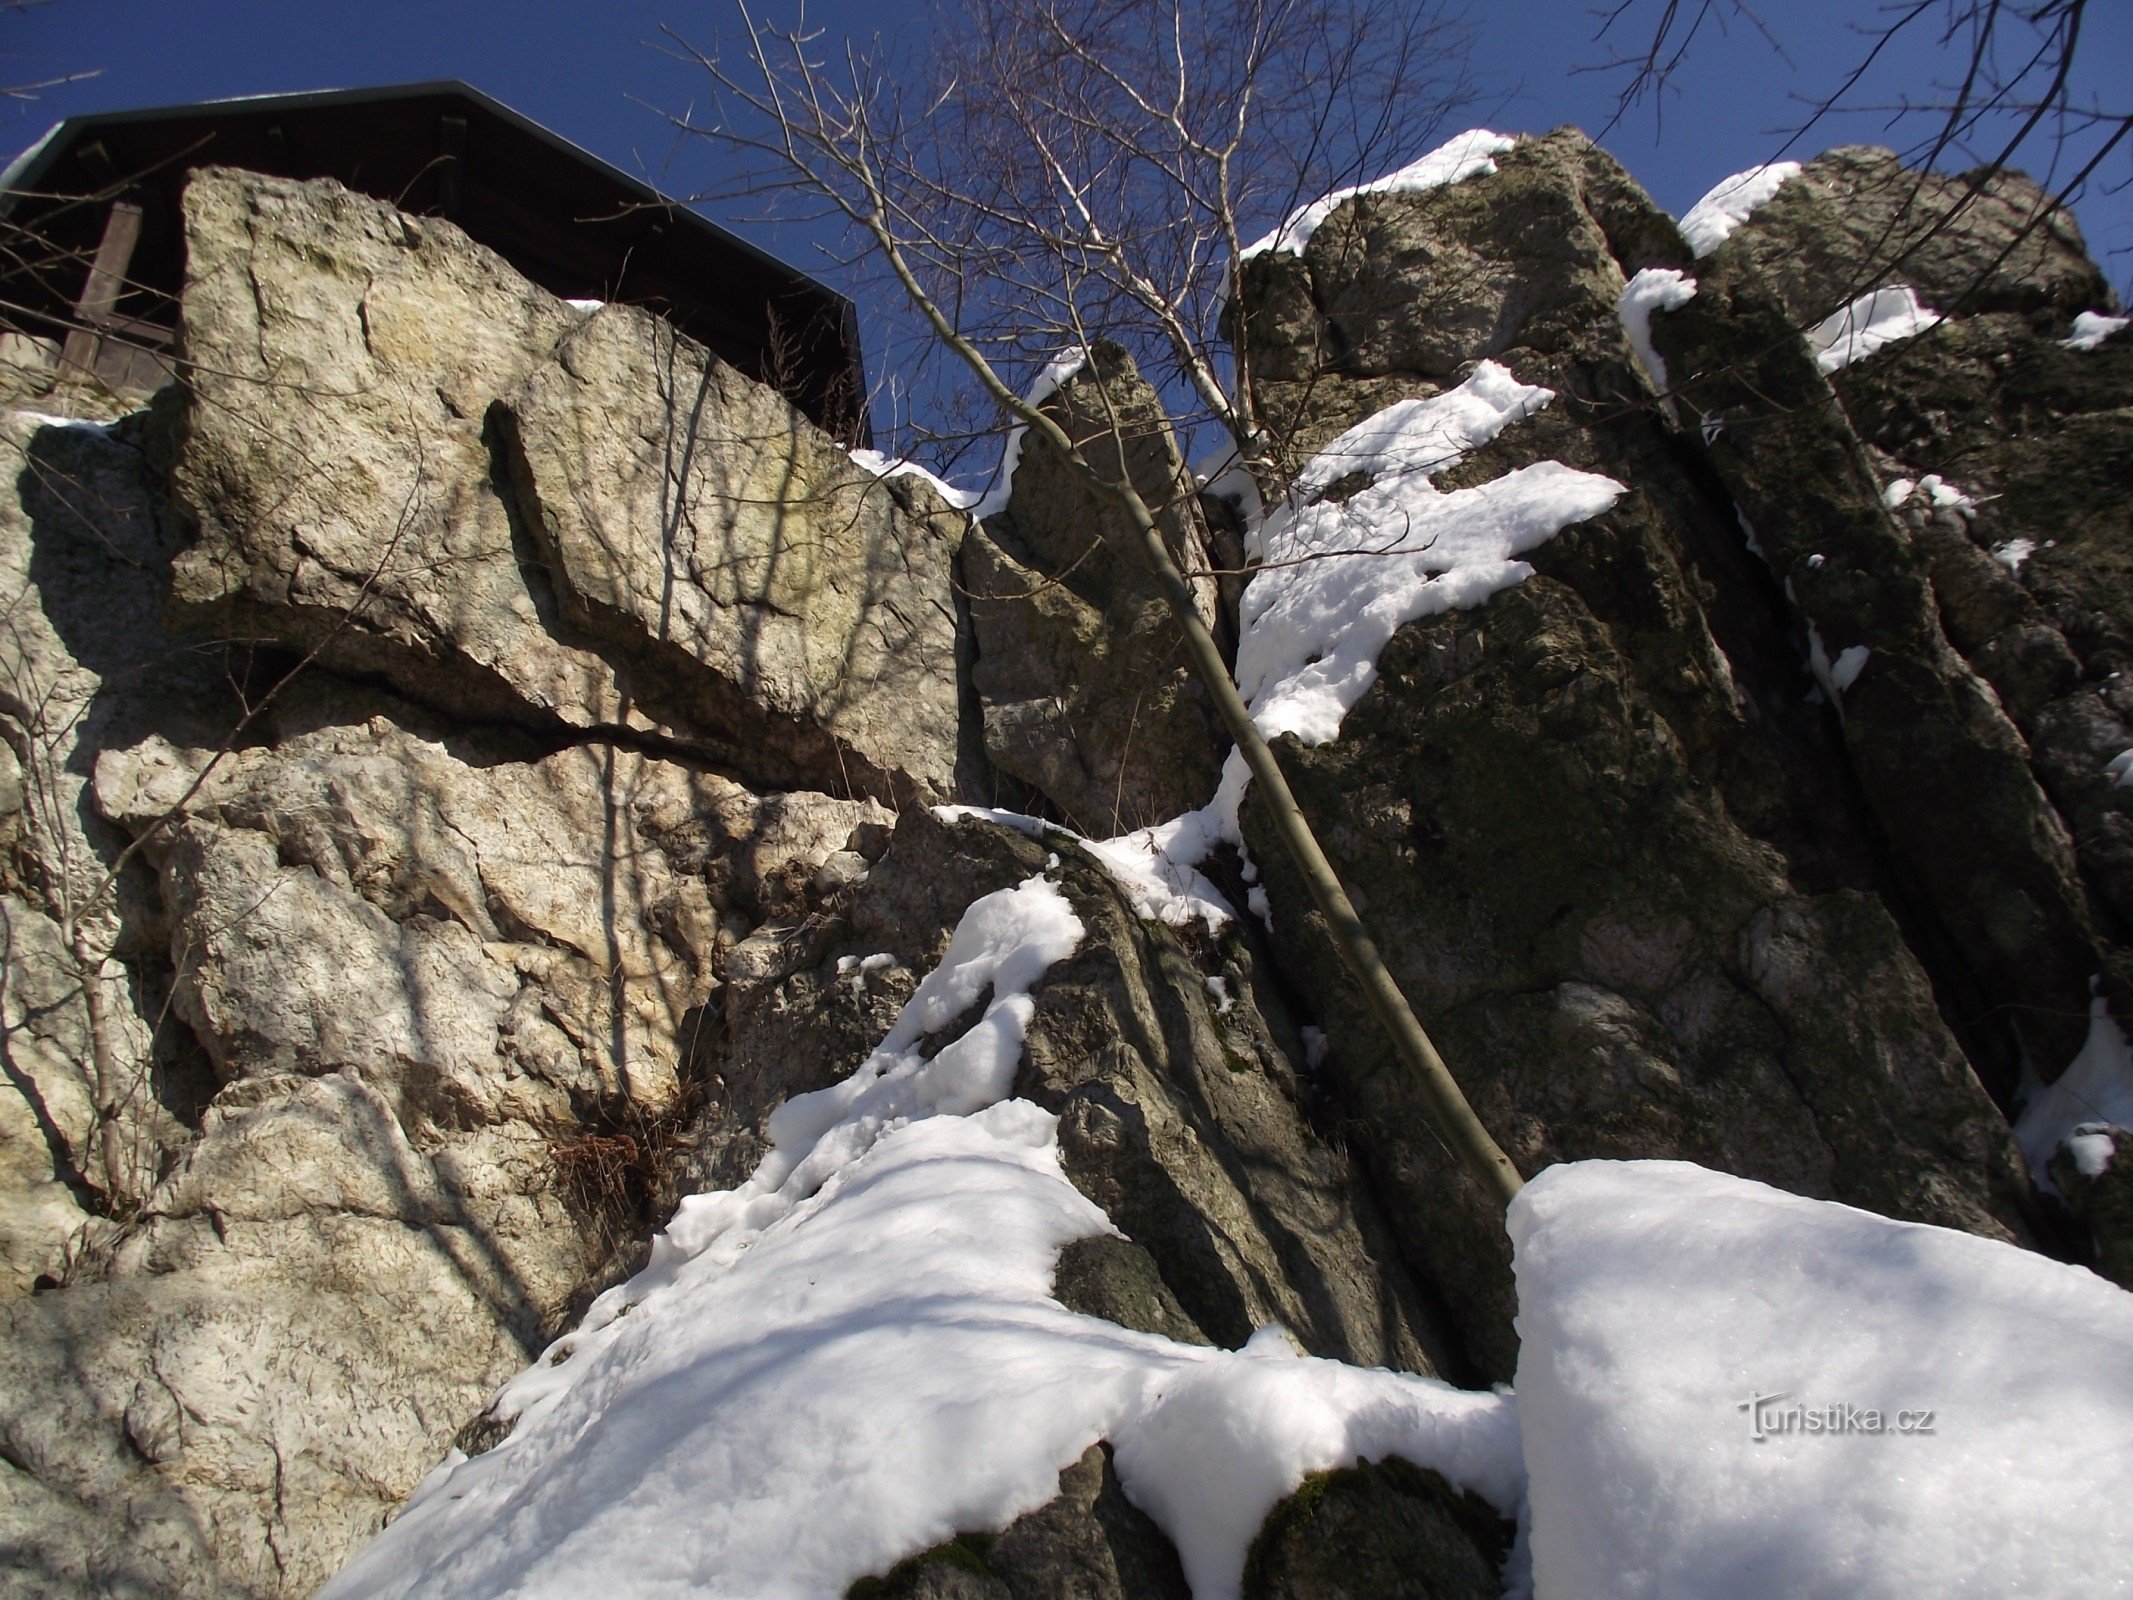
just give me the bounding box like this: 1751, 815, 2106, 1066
0, 80, 867, 438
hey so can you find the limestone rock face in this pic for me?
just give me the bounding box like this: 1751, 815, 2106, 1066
2, 673, 888, 1597
0, 410, 229, 1281
964, 344, 1227, 831
171, 167, 964, 804
491, 305, 966, 805
0, 169, 914, 1598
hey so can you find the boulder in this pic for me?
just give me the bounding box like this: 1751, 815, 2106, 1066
1243, 1458, 1510, 1600
170, 167, 965, 804
964, 344, 1227, 831
1696, 145, 2108, 327
845, 1446, 1190, 1600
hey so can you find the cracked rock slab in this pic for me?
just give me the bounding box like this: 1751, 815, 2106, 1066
170, 166, 963, 804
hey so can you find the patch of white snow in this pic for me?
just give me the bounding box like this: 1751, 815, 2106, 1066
1993, 537, 2038, 575
1679, 162, 1803, 256
1617, 268, 1698, 395
2067, 1123, 2119, 1179
1511, 1159, 2133, 1600
1828, 644, 1870, 694
1240, 130, 1515, 261
2063, 310, 2130, 352
1056, 363, 1622, 914
848, 447, 982, 510
932, 806, 1236, 932
1233, 362, 1625, 752
835, 951, 896, 994
1807, 286, 1942, 373
1114, 1327, 1524, 1600
1195, 444, 1266, 535
2016, 989, 2133, 1186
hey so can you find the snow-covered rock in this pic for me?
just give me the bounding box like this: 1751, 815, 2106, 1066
1512, 1160, 2133, 1599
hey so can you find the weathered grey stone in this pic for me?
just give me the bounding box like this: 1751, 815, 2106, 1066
0, 653, 884, 1594
844, 1445, 1189, 1600
0, 410, 229, 1262
1243, 1457, 1510, 1600
492, 304, 966, 804
844, 1444, 1191, 1600
1247, 581, 2033, 1371
1700, 144, 2109, 327
965, 344, 1227, 831
1659, 193, 2128, 1083
1048, 1235, 1209, 1346
171, 167, 965, 804
1792, 272, 2133, 1040
1239, 129, 1690, 457
1232, 128, 2037, 1372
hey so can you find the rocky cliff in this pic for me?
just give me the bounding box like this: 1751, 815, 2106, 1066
0, 137, 2127, 1598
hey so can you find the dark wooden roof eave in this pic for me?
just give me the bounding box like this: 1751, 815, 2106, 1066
0, 80, 870, 440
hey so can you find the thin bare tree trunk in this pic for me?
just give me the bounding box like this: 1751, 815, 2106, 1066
1103, 470, 1525, 1208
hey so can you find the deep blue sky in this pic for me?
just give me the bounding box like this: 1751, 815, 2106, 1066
5, 0, 2126, 377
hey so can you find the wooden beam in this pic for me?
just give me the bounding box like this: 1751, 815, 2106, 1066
57, 200, 144, 384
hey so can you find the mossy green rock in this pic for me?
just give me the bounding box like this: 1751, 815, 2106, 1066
1244, 1458, 1510, 1600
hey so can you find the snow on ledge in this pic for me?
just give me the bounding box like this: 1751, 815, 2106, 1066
1617, 267, 1698, 395
932, 804, 1236, 932
972, 348, 1091, 520
320, 866, 1521, 1600
1679, 162, 1802, 257
846, 349, 1090, 519
1234, 361, 1624, 757
1511, 1159, 2133, 1600
1059, 361, 1625, 912
1240, 129, 1515, 262
848, 447, 982, 510
2063, 310, 2130, 352
1807, 286, 1942, 373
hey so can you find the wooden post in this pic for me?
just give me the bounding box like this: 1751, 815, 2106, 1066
57, 200, 144, 385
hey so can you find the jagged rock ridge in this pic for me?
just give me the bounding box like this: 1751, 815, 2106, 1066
0, 130, 2123, 1599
